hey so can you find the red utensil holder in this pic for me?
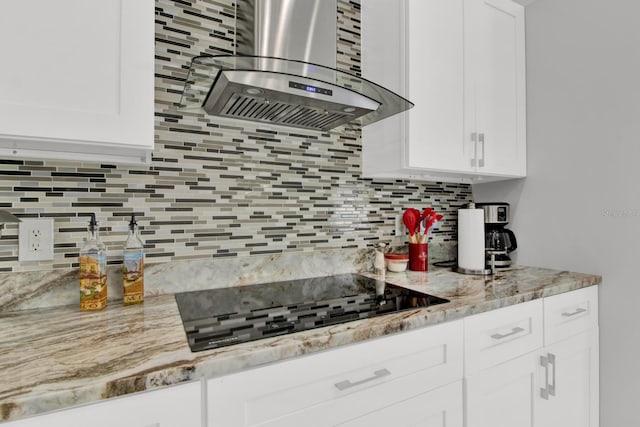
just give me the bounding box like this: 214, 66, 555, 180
408, 243, 428, 271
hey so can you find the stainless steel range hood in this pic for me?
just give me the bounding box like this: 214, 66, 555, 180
179, 0, 413, 131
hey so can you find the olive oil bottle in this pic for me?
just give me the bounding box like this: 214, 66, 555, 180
123, 214, 144, 305
79, 214, 107, 311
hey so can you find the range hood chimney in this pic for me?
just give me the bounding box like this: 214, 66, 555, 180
179, 0, 413, 131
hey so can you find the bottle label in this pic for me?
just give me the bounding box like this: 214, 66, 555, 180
123, 251, 144, 305
79, 254, 107, 311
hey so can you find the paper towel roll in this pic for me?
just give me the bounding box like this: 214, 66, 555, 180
458, 208, 485, 271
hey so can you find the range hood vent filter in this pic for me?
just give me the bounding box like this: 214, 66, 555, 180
203, 70, 380, 131
222, 95, 351, 130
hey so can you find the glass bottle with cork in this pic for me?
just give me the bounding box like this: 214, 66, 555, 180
123, 214, 144, 305
373, 242, 386, 277
79, 214, 107, 311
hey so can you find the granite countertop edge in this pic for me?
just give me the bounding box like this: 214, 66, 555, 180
0, 265, 602, 422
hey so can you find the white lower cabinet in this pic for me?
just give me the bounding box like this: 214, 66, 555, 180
466, 351, 539, 427
5, 381, 202, 427
537, 285, 599, 426
4, 287, 598, 426
465, 286, 599, 427
466, 329, 599, 427
206, 320, 464, 426
537, 329, 599, 427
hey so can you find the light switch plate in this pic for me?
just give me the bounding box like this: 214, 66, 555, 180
19, 218, 54, 261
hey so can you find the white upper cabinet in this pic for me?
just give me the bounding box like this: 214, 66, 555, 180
361, 0, 526, 183
0, 0, 154, 164
465, 0, 527, 178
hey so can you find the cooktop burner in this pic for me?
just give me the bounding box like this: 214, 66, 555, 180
175, 274, 449, 352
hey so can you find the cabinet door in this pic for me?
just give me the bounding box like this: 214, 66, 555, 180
0, 0, 154, 164
537, 330, 599, 427
465, 352, 538, 427
361, 0, 409, 179
464, 0, 526, 177
405, 0, 469, 174
337, 380, 463, 427
361, 0, 473, 182
362, 0, 525, 183
4, 381, 203, 427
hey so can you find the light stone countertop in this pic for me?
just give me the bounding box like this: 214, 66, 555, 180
0, 265, 601, 422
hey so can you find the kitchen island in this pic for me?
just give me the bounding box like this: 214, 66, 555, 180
0, 265, 600, 423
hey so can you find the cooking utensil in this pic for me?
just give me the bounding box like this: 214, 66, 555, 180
419, 208, 433, 242
404, 207, 443, 244
419, 210, 443, 243
422, 217, 443, 243
402, 209, 419, 243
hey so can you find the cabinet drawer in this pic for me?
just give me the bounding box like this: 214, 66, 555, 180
544, 286, 598, 345
207, 320, 463, 427
464, 299, 543, 375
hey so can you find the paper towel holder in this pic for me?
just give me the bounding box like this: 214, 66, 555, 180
454, 202, 493, 276
453, 265, 493, 276
454, 249, 506, 275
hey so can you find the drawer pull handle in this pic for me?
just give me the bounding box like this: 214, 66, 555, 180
491, 326, 525, 340
540, 354, 550, 399
548, 353, 557, 397
561, 307, 587, 317
471, 132, 478, 167
540, 352, 557, 399
334, 368, 391, 391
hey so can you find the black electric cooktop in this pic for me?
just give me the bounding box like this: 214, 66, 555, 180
175, 274, 449, 352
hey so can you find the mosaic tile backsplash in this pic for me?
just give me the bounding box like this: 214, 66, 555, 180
0, 0, 472, 276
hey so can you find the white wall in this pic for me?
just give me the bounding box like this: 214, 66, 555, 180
473, 0, 640, 424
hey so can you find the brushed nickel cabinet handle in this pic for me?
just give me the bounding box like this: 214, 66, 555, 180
490, 326, 525, 340
471, 132, 478, 167
334, 368, 391, 391
478, 133, 485, 167
548, 353, 556, 396
540, 353, 557, 399
540, 354, 550, 399
561, 307, 587, 317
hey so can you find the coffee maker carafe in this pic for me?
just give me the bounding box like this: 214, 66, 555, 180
476, 203, 517, 268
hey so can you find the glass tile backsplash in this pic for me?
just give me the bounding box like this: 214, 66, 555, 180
0, 0, 472, 273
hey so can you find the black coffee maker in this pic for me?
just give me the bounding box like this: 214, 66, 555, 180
476, 202, 517, 269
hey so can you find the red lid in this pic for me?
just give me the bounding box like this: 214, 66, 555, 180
384, 253, 409, 260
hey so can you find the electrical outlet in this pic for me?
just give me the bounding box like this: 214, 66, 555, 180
19, 218, 54, 261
